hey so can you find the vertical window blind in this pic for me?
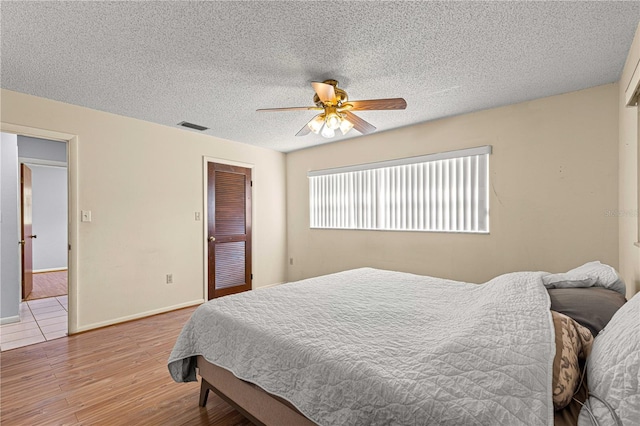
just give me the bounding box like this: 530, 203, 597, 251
308, 146, 491, 233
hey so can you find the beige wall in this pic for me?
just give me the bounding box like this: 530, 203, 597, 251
1, 89, 287, 332
619, 24, 640, 299
0, 75, 626, 331
287, 84, 619, 284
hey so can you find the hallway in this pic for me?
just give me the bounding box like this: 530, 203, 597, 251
0, 295, 68, 351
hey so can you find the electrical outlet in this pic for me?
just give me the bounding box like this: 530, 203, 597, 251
166, 274, 173, 284
195, 212, 201, 221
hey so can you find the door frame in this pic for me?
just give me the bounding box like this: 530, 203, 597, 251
202, 156, 255, 300
20, 163, 34, 300
1, 122, 79, 334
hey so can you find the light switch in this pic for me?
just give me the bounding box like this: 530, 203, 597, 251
81, 210, 92, 222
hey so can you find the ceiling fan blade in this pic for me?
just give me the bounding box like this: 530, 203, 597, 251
311, 81, 337, 104
343, 98, 407, 111
296, 119, 313, 136
257, 106, 322, 112
342, 111, 376, 135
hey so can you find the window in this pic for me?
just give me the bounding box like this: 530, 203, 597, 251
308, 146, 491, 233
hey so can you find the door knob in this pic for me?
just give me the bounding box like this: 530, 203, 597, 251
208, 236, 215, 242
19, 240, 25, 245
29, 235, 37, 239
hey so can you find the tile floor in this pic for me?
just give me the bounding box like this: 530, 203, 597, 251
0, 295, 68, 351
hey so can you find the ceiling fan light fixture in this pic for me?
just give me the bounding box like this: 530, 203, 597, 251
340, 118, 354, 135
308, 114, 325, 134
325, 111, 341, 130
320, 124, 335, 138
257, 79, 406, 138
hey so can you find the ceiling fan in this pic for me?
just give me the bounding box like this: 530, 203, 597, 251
257, 79, 407, 138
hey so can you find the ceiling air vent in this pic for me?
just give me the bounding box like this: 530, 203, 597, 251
177, 121, 209, 131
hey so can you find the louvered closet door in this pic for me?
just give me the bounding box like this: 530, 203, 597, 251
207, 163, 252, 299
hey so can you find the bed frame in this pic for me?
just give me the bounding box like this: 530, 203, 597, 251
196, 356, 316, 426
196, 354, 583, 426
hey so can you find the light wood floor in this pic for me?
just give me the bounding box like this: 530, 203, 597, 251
0, 306, 253, 425
27, 271, 68, 300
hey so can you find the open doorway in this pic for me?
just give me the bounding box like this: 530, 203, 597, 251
19, 137, 68, 301
0, 133, 69, 351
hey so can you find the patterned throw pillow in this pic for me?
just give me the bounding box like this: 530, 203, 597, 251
551, 310, 594, 410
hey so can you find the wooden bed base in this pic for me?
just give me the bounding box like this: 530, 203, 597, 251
196, 355, 316, 426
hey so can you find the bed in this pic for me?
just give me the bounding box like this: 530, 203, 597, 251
168, 262, 637, 426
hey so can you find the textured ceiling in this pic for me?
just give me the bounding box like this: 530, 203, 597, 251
2, 2, 639, 153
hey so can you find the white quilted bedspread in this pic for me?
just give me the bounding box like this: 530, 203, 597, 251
168, 268, 554, 426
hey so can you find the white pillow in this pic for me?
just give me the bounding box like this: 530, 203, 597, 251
542, 272, 597, 288
578, 292, 640, 425
566, 261, 626, 295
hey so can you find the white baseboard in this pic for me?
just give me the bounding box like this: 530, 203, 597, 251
1, 315, 20, 325
72, 299, 205, 334
33, 268, 68, 273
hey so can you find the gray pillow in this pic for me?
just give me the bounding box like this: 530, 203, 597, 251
548, 287, 627, 337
